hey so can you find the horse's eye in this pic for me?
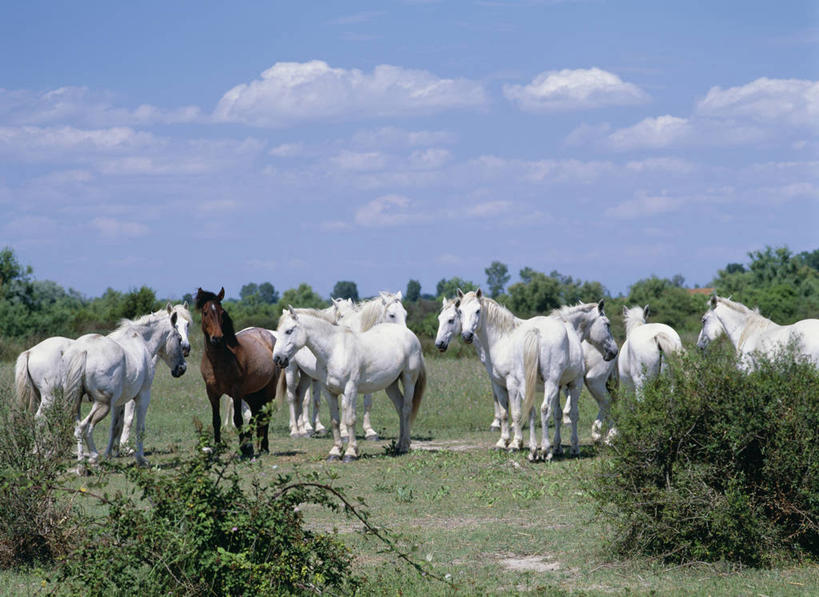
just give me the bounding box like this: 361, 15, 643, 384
448, 318, 454, 324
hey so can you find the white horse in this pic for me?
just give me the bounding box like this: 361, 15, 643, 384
618, 305, 683, 396
273, 307, 426, 461
334, 291, 408, 440
61, 305, 188, 465
697, 295, 819, 368
550, 302, 619, 443
456, 289, 585, 461
117, 303, 192, 453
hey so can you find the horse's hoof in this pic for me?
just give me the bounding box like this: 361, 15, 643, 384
365, 433, 379, 442
289, 432, 301, 439
326, 454, 341, 462
342, 454, 358, 463
527, 452, 537, 463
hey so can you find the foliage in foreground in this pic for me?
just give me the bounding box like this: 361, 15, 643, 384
0, 383, 79, 569
592, 344, 819, 566
57, 440, 361, 596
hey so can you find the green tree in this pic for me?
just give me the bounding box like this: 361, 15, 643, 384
405, 279, 421, 302
435, 277, 477, 299
332, 281, 359, 301
258, 282, 279, 304
120, 286, 158, 319
240, 283, 260, 303
506, 268, 561, 316
485, 261, 510, 298
279, 284, 327, 310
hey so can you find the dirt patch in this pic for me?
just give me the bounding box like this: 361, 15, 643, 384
412, 439, 488, 452
499, 554, 560, 573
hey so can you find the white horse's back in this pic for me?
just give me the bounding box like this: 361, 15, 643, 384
15, 336, 74, 412
749, 318, 819, 366
618, 307, 683, 395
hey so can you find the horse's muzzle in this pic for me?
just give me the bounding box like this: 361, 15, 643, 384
435, 340, 449, 352
172, 363, 187, 378
461, 332, 474, 344
604, 348, 618, 361
273, 355, 289, 367
209, 336, 223, 346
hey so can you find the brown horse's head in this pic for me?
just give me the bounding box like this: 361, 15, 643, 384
195, 287, 238, 347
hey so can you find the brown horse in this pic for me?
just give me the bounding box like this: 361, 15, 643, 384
195, 287, 282, 458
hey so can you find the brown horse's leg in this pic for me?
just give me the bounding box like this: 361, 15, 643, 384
207, 387, 223, 445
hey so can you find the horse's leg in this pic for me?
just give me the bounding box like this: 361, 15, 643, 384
116, 399, 136, 456
585, 373, 611, 444
527, 401, 538, 462
341, 384, 360, 461
339, 394, 352, 441
562, 391, 573, 425
397, 372, 417, 454
299, 383, 312, 436
492, 383, 510, 449
362, 393, 378, 440
551, 386, 566, 458
105, 403, 125, 458
506, 379, 524, 452
325, 390, 343, 461
207, 387, 223, 445
286, 367, 302, 438
540, 380, 559, 461
310, 379, 326, 436
234, 395, 253, 459
490, 389, 502, 432
566, 379, 582, 456
83, 397, 111, 464
384, 381, 407, 453
131, 388, 152, 466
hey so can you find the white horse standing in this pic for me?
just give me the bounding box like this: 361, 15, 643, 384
61, 306, 188, 465
15, 336, 74, 415
618, 305, 683, 396
273, 307, 426, 461
697, 295, 819, 368
456, 289, 585, 460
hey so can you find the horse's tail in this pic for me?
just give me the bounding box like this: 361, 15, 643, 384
275, 368, 288, 411
655, 331, 683, 373
14, 350, 37, 412
520, 328, 541, 421
62, 350, 87, 416
410, 358, 426, 425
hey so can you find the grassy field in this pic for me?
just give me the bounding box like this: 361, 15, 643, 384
1, 349, 817, 596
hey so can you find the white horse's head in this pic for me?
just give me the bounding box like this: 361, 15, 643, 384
379, 291, 407, 326
159, 309, 188, 378
586, 300, 619, 361
697, 295, 725, 350
458, 288, 483, 344
332, 297, 356, 318
435, 296, 461, 352
272, 307, 307, 368
167, 302, 192, 356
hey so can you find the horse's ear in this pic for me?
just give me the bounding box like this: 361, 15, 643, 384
217, 287, 225, 301
476, 288, 483, 298
456, 288, 464, 298
623, 305, 628, 316
643, 304, 650, 318
170, 311, 178, 326
442, 296, 448, 308
166, 302, 173, 314
380, 293, 388, 305
709, 294, 718, 308
598, 299, 605, 313
287, 305, 297, 319
183, 300, 188, 309
395, 290, 402, 300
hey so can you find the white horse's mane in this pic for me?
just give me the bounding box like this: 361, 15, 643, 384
715, 296, 776, 349
550, 302, 597, 321
463, 291, 519, 334
355, 298, 384, 332
623, 306, 646, 336
293, 307, 338, 323
112, 305, 192, 337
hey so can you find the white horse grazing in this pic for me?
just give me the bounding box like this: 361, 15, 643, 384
618, 305, 683, 396
550, 302, 619, 443
334, 291, 408, 441
61, 306, 188, 465
273, 307, 426, 461
697, 295, 819, 368
117, 303, 192, 454
15, 336, 75, 415
457, 289, 585, 461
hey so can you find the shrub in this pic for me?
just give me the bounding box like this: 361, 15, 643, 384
56, 439, 361, 596
591, 344, 819, 566
0, 381, 81, 568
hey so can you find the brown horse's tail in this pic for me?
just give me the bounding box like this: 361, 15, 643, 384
14, 350, 37, 412
410, 358, 426, 425
520, 328, 541, 421
275, 367, 288, 411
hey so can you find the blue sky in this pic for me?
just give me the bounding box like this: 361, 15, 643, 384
1, 1, 817, 300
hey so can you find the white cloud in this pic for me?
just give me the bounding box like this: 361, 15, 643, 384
696, 77, 819, 128
91, 217, 149, 239
625, 157, 696, 174
351, 126, 457, 148
269, 142, 307, 157
354, 194, 414, 226
503, 67, 649, 111
0, 125, 154, 159
604, 192, 684, 220
465, 200, 513, 217
213, 60, 487, 127
606, 115, 691, 151
408, 148, 452, 169
330, 150, 388, 171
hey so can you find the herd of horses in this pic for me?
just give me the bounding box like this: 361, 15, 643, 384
11, 287, 819, 467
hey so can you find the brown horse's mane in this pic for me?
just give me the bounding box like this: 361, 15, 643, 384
195, 288, 239, 348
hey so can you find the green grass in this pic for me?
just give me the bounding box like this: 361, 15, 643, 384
1, 352, 817, 596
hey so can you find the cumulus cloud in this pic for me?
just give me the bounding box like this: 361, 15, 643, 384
213, 60, 487, 127
354, 194, 414, 226
503, 67, 649, 111
351, 126, 457, 148
0, 125, 155, 160
696, 77, 819, 128
606, 115, 692, 151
